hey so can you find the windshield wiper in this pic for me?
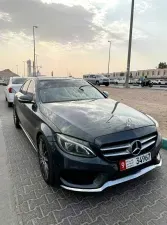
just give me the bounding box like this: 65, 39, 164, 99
79, 85, 90, 90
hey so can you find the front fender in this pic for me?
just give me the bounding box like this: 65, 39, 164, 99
39, 123, 56, 143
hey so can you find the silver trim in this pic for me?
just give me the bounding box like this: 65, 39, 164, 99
104, 151, 129, 157
61, 155, 162, 192
141, 140, 156, 150
140, 135, 157, 144
101, 143, 130, 151
20, 123, 38, 152
101, 135, 157, 157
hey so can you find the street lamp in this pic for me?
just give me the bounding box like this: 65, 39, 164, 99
35, 54, 39, 75
108, 41, 111, 76
125, 0, 135, 88
33, 25, 38, 76
23, 61, 26, 77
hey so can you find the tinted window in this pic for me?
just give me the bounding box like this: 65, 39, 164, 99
12, 78, 27, 84
39, 79, 104, 103
27, 80, 35, 95
20, 80, 31, 94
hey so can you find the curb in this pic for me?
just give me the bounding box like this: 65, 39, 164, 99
162, 138, 167, 150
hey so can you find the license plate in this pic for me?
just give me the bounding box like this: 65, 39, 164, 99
119, 152, 151, 171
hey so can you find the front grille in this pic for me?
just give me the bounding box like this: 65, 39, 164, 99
100, 132, 157, 161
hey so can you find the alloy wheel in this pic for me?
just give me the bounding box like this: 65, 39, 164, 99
38, 138, 49, 181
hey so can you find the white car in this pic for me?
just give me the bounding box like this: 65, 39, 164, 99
152, 80, 158, 85
4, 77, 27, 107
157, 80, 166, 85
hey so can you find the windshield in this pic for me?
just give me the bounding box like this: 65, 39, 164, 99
12, 78, 26, 84
39, 79, 105, 103
97, 75, 107, 79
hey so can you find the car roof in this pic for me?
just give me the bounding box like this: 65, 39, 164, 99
30, 76, 83, 81
11, 76, 26, 79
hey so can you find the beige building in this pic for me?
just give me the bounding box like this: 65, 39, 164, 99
104, 69, 167, 80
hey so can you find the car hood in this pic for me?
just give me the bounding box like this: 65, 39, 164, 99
40, 99, 155, 142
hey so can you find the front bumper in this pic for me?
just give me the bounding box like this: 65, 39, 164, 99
61, 154, 162, 192
53, 139, 162, 192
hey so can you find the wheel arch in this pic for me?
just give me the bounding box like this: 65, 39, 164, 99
36, 123, 55, 146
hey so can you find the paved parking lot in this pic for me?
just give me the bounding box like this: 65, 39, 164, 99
1, 86, 167, 225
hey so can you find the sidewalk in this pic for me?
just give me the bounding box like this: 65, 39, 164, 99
0, 121, 19, 225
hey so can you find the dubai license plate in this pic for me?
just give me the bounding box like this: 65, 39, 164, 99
119, 152, 151, 171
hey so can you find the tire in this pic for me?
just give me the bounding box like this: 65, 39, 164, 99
96, 81, 100, 86
37, 135, 55, 186
105, 84, 109, 87
8, 102, 12, 107
13, 107, 20, 128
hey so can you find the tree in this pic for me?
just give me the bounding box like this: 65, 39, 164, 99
158, 62, 167, 69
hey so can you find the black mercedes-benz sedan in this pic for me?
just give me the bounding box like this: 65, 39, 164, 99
13, 77, 162, 192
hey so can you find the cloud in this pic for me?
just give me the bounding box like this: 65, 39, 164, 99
0, 0, 148, 49
0, 0, 100, 44
135, 0, 152, 14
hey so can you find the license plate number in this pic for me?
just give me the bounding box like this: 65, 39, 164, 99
119, 152, 151, 171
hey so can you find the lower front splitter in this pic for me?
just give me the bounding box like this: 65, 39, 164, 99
61, 154, 162, 192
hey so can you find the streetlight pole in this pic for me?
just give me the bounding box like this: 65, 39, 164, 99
125, 0, 135, 88
108, 41, 111, 76
33, 26, 38, 76
23, 61, 26, 77
35, 54, 38, 75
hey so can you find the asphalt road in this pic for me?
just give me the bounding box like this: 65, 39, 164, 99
1, 86, 167, 225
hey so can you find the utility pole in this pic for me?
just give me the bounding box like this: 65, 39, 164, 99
125, 0, 135, 88
35, 54, 38, 75
23, 61, 26, 77
108, 41, 111, 76
33, 26, 38, 76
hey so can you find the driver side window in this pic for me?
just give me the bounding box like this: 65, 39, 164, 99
27, 80, 35, 98
20, 80, 31, 95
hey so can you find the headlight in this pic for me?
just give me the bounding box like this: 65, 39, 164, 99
147, 114, 159, 127
57, 134, 96, 158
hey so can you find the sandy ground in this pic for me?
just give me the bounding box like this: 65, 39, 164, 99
100, 87, 167, 137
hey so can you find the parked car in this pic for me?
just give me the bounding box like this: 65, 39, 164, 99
0, 80, 6, 86
133, 79, 141, 85
4, 77, 27, 107
157, 80, 166, 85
13, 77, 162, 192
152, 80, 159, 85
83, 75, 109, 86
113, 78, 133, 85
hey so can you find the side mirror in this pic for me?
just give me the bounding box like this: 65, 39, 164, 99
103, 91, 109, 98
18, 94, 33, 103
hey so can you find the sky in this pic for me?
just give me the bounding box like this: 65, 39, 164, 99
0, 0, 166, 77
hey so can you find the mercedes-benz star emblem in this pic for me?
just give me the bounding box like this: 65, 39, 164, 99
129, 140, 142, 156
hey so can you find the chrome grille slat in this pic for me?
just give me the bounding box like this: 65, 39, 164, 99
141, 140, 156, 150
101, 134, 157, 158
101, 144, 130, 151
140, 135, 157, 144
104, 151, 129, 157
